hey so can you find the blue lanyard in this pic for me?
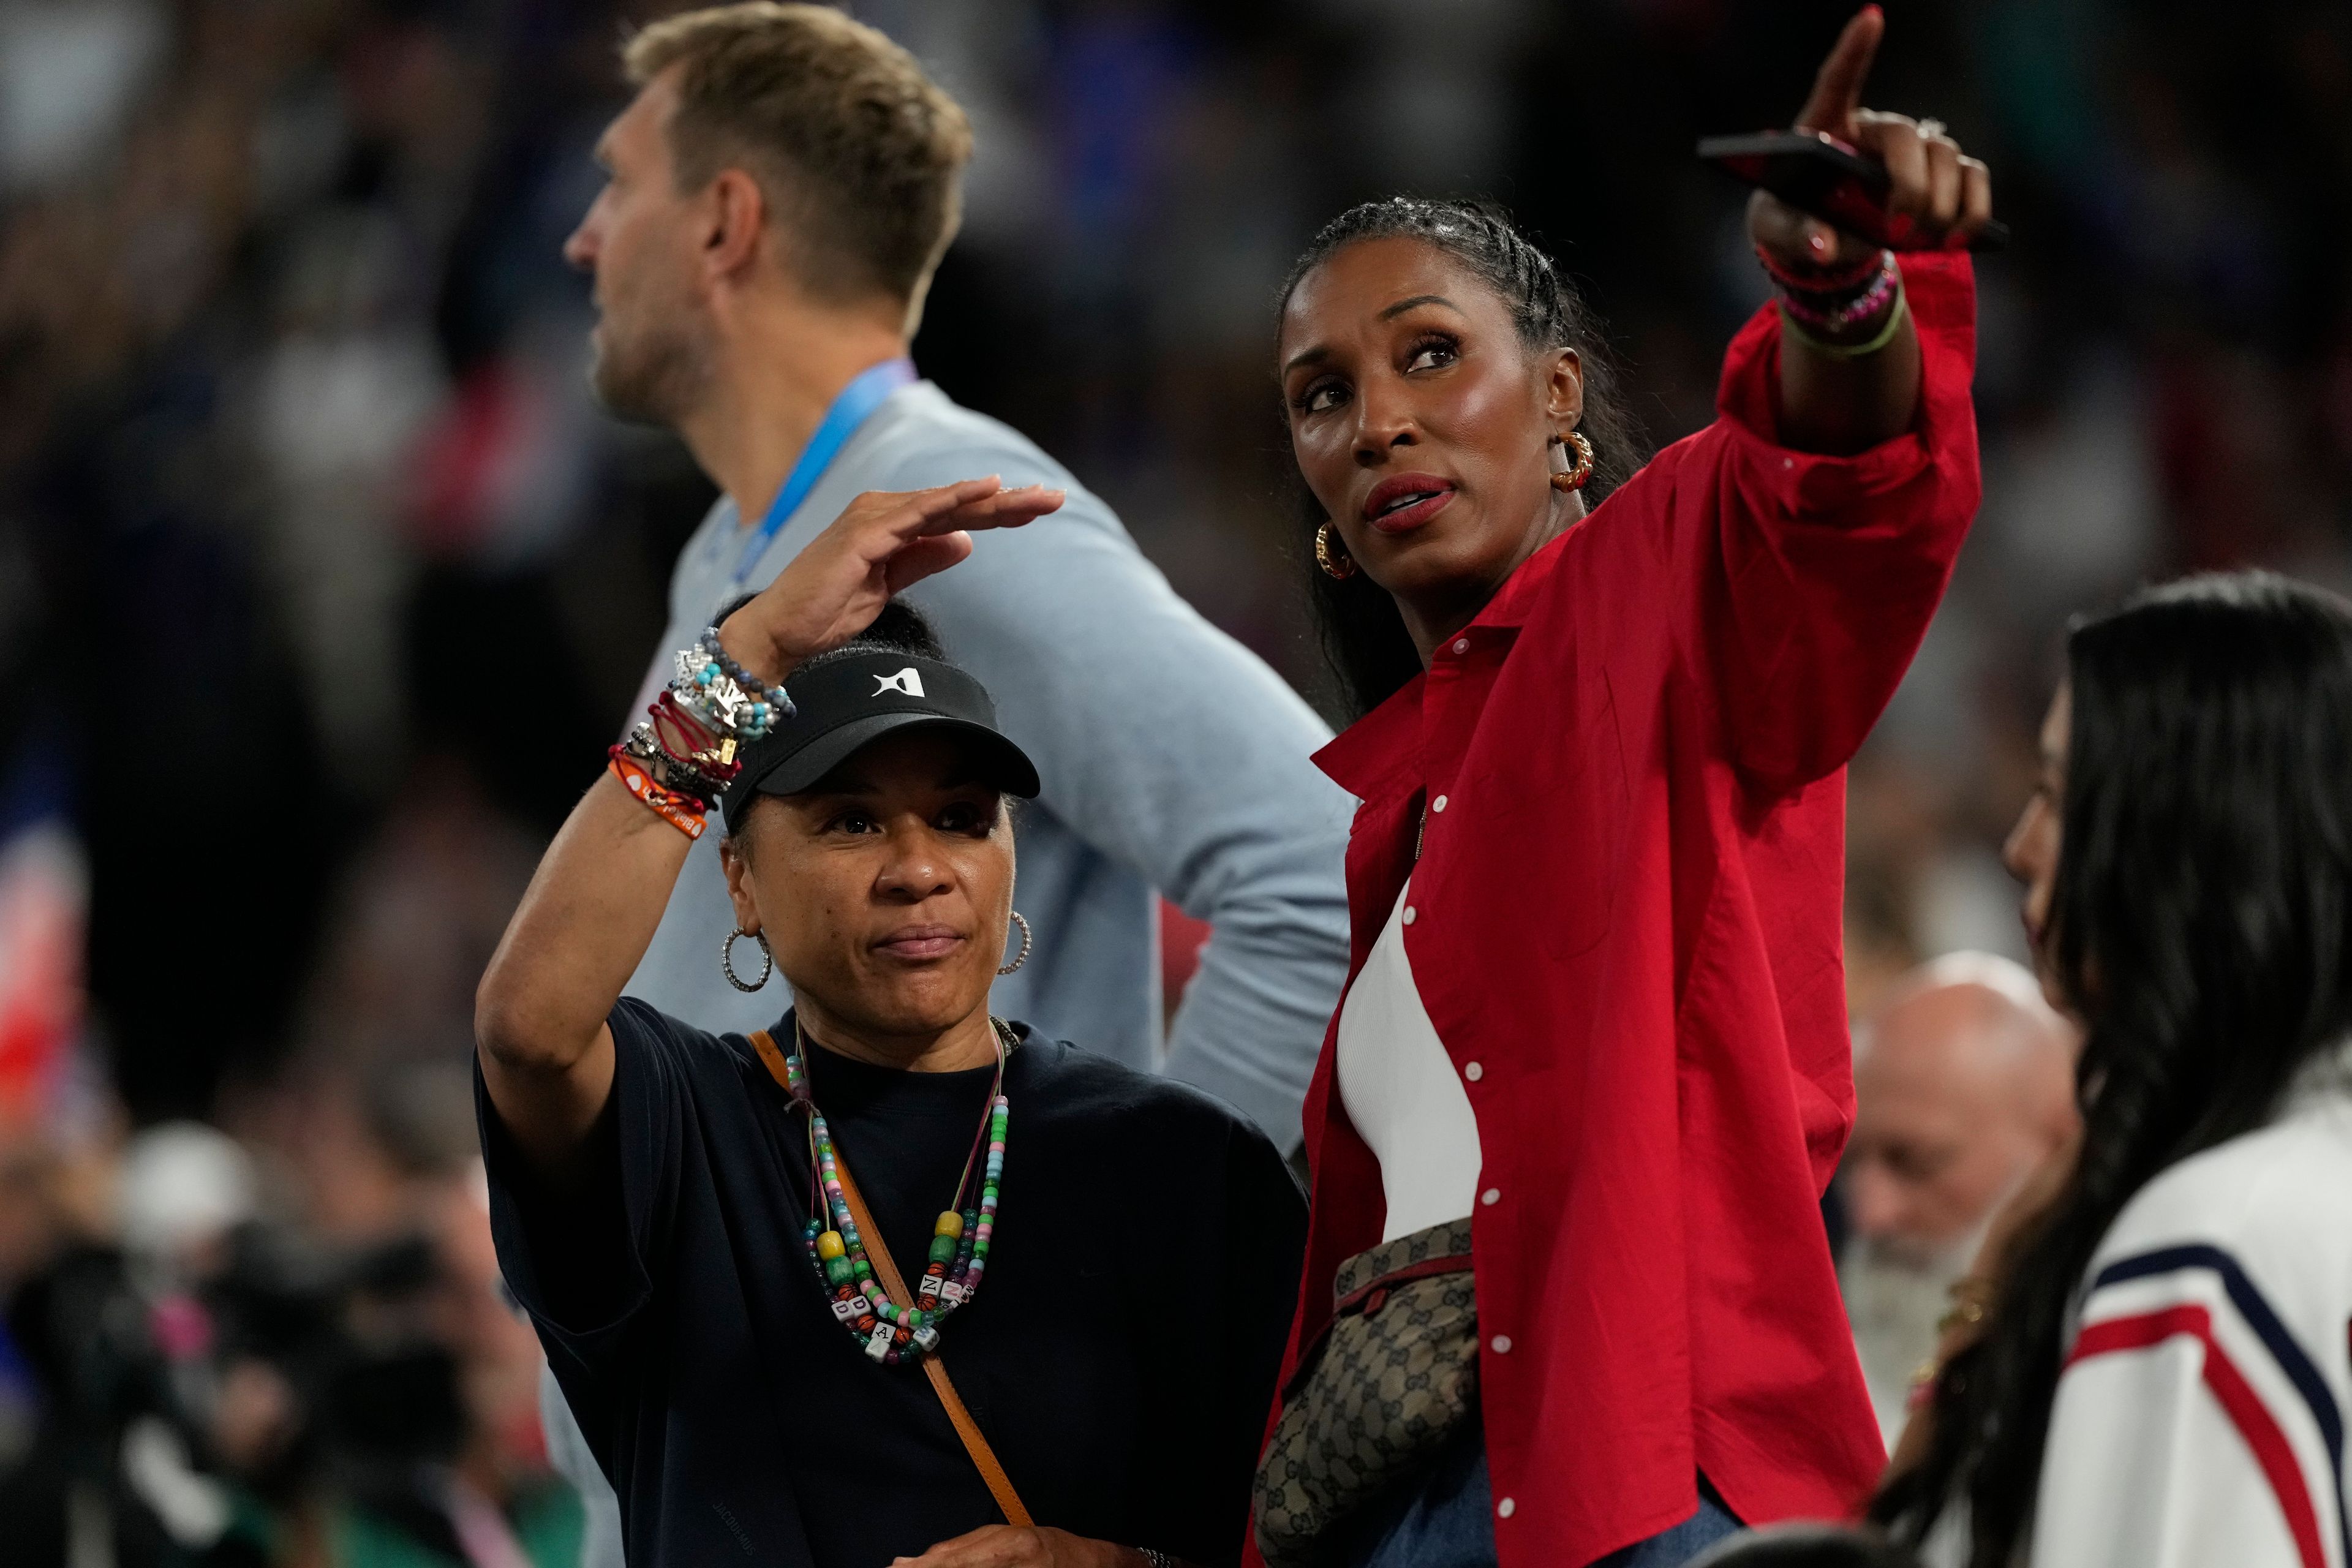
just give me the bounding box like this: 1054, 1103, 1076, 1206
728, 356, 918, 592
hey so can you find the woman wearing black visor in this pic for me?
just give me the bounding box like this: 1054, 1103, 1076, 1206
475, 479, 1307, 1568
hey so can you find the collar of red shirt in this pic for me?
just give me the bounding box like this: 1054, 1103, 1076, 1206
1311, 524, 1570, 803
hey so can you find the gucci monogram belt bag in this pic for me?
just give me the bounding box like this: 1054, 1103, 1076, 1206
1251, 1217, 1479, 1567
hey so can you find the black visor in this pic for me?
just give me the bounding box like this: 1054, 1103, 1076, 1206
718, 649, 1041, 833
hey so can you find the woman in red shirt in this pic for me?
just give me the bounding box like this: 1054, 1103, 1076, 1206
1253, 12, 1992, 1568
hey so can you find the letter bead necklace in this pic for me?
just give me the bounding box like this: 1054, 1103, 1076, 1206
783, 1017, 1013, 1365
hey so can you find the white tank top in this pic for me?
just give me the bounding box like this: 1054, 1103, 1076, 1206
1336, 883, 1484, 1241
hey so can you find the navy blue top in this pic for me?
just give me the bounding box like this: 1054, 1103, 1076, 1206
478, 1002, 1305, 1567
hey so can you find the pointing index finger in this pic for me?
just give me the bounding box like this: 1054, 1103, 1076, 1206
1795, 6, 1883, 135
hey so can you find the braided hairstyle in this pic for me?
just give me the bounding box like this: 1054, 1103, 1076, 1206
1278, 197, 1646, 717
1872, 571, 2352, 1565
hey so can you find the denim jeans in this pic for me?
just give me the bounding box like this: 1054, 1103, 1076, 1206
1348, 1431, 1743, 1568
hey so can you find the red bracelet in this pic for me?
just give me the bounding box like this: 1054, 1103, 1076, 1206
1777, 252, 1901, 333
651, 692, 741, 782
653, 689, 722, 751
1754, 241, 1889, 297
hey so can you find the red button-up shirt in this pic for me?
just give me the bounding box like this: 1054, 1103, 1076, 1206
1265, 254, 1980, 1567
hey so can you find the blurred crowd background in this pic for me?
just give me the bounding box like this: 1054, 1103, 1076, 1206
0, 0, 2346, 1561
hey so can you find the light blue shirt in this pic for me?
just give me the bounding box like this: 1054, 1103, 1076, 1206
621, 379, 1353, 1142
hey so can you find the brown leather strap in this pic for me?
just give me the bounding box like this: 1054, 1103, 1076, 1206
834, 1156, 1033, 1527
748, 1030, 1033, 1528
747, 1027, 796, 1095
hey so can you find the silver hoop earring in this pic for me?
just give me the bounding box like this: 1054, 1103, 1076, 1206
722, 928, 772, 992
997, 911, 1032, 976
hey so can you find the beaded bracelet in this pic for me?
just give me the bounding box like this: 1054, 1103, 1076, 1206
671, 651, 777, 742
609, 751, 709, 840
1753, 241, 1890, 298
1776, 249, 1901, 334
671, 626, 794, 742
1781, 285, 1909, 360
699, 624, 790, 706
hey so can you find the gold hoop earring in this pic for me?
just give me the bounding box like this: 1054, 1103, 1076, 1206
722, 928, 772, 992
1548, 430, 1595, 494
997, 911, 1032, 976
1314, 521, 1357, 580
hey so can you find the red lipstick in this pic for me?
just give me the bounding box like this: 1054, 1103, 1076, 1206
1362, 472, 1457, 534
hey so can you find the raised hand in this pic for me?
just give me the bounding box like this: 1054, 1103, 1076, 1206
718, 478, 1063, 684
1749, 6, 1995, 278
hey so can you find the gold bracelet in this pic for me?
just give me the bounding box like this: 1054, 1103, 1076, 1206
1934, 1296, 1988, 1338
1779, 285, 1909, 361
1947, 1274, 1997, 1306
1932, 1274, 1997, 1338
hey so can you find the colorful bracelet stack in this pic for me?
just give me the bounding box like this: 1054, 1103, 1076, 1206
611, 624, 793, 840
614, 709, 731, 794
1757, 243, 1909, 359
609, 707, 735, 839
671, 625, 793, 744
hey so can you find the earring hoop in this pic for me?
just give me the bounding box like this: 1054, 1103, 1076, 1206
722, 928, 772, 992
1549, 430, 1595, 494
997, 911, 1032, 976
1314, 521, 1357, 581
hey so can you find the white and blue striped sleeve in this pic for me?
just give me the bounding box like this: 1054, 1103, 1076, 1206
2029, 1139, 2352, 1568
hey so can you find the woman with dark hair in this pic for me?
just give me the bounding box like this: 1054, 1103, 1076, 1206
1873, 571, 2352, 1568
1252, 10, 1992, 1568
475, 479, 1307, 1568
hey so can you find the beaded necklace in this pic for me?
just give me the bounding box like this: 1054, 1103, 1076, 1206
782, 1016, 1013, 1365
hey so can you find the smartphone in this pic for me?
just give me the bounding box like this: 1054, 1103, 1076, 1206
1697, 129, 2009, 254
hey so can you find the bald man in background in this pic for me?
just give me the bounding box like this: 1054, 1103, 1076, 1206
1838, 952, 2078, 1444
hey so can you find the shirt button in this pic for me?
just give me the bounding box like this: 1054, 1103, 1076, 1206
1496, 1498, 1517, 1520
1431, 794, 1448, 812
1480, 1187, 1501, 1206
1463, 1061, 1483, 1082
1452, 638, 1469, 654
1491, 1335, 1513, 1354
1402, 906, 1417, 926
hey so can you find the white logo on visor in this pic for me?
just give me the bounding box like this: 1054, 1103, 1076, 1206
873, 668, 925, 698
